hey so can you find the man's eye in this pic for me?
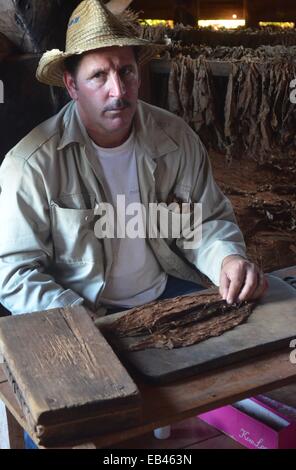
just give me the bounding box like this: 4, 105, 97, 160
120, 67, 133, 77
93, 72, 105, 80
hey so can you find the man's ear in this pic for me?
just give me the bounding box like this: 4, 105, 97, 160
63, 71, 78, 100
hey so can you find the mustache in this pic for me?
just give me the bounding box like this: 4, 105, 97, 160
104, 99, 131, 112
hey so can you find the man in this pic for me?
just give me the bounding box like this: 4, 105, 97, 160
0, 0, 267, 318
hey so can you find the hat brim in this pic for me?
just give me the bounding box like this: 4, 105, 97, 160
36, 38, 166, 87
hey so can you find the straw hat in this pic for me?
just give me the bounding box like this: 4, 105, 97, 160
36, 0, 166, 87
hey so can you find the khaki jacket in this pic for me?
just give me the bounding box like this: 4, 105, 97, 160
0, 100, 246, 315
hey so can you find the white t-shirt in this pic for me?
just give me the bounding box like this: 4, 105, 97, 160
92, 130, 167, 307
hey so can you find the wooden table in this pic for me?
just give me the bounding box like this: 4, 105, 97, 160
1, 347, 296, 449
1, 267, 296, 448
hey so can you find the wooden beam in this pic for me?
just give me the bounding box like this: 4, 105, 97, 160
6, 408, 24, 449
244, 0, 259, 28
150, 58, 232, 77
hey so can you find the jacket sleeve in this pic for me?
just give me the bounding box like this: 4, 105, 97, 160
0, 153, 84, 315
176, 131, 247, 286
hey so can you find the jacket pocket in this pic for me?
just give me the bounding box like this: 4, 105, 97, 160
50, 201, 100, 263
152, 203, 184, 245
154, 189, 194, 244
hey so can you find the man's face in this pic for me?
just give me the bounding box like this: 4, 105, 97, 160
64, 46, 141, 147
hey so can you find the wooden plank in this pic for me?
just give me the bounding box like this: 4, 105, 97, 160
150, 59, 232, 77
151, 58, 296, 78
264, 383, 296, 409
6, 408, 25, 449
96, 276, 296, 383
0, 306, 141, 446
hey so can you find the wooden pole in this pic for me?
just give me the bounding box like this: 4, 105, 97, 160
244, 0, 259, 28
196, 0, 200, 23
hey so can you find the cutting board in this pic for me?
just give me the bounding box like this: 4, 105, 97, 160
97, 275, 296, 384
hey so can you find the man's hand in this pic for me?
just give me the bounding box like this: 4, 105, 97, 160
219, 255, 268, 304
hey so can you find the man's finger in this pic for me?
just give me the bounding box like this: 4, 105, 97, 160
226, 276, 245, 304
238, 267, 259, 302
219, 271, 230, 300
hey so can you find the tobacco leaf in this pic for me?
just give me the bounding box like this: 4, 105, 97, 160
128, 303, 253, 351
165, 41, 296, 165
105, 292, 255, 351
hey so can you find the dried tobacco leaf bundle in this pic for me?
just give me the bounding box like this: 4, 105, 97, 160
167, 42, 296, 164
142, 26, 296, 49
224, 58, 296, 165
168, 56, 225, 152
106, 291, 254, 351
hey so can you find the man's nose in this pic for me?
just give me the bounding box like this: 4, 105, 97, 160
109, 72, 126, 97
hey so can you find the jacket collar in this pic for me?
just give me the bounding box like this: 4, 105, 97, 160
57, 101, 88, 150
134, 100, 178, 159
57, 100, 178, 158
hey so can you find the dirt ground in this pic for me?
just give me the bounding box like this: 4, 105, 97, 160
209, 151, 296, 273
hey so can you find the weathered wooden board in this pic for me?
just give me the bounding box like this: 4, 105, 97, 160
0, 306, 142, 446
97, 275, 296, 384
150, 58, 232, 77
